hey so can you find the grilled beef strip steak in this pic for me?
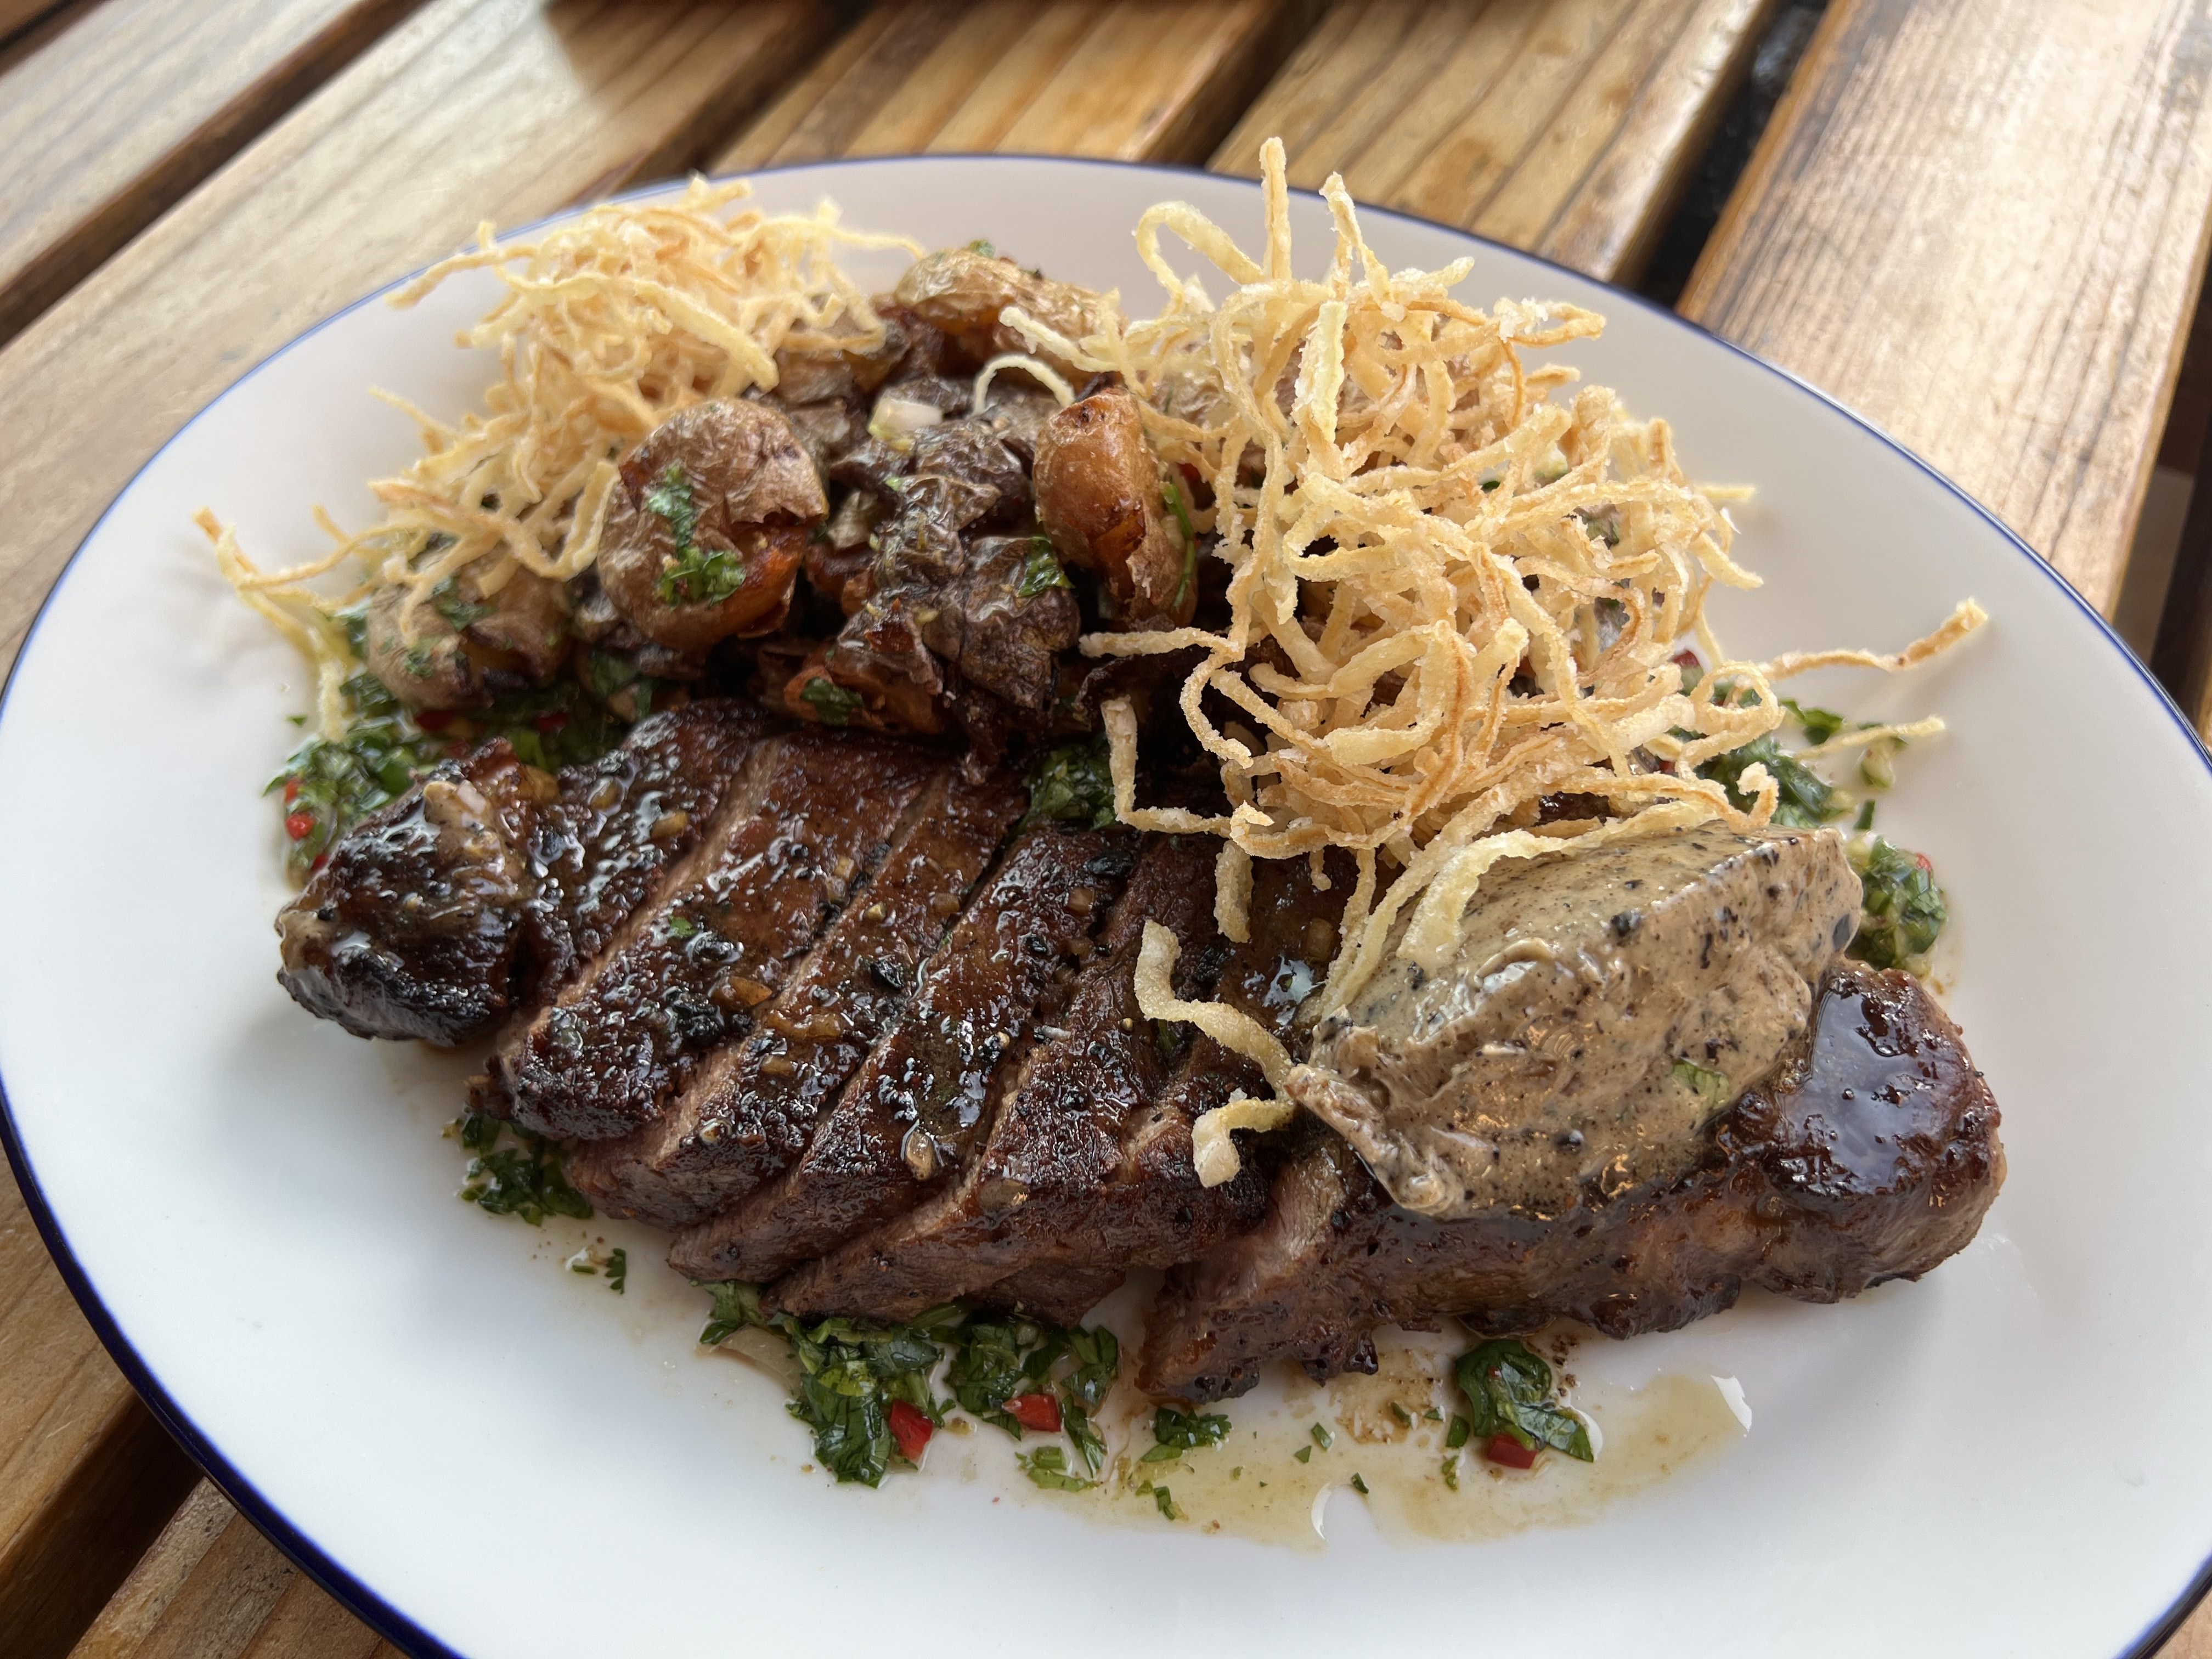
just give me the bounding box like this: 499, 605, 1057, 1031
481, 730, 942, 1141
665, 822, 1138, 1284
275, 699, 770, 1045
1139, 960, 2001, 1401
981, 850, 1352, 1319
771, 829, 1224, 1321
569, 767, 1028, 1226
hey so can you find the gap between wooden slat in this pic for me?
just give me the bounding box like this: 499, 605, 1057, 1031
1211, 0, 1776, 285
1678, 0, 2212, 617
0, 0, 430, 351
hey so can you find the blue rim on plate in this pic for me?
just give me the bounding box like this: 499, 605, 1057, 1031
1, 153, 2205, 1659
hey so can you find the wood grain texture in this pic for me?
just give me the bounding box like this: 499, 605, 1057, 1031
69, 1482, 405, 1659
1210, 0, 1776, 283
0, 0, 836, 678
0, 1169, 200, 1659
715, 0, 1314, 172
0, 0, 425, 349
1678, 0, 2212, 617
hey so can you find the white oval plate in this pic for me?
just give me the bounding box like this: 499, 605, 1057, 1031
5, 157, 2210, 1659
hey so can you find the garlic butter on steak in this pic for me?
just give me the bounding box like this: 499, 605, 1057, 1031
1288, 825, 1862, 1219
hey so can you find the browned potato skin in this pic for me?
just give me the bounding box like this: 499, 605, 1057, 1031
1033, 386, 1194, 627
363, 566, 569, 712
599, 399, 826, 653
894, 249, 1094, 379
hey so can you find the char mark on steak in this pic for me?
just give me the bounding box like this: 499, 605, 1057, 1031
481, 730, 942, 1141
1138, 960, 2002, 1401
770, 830, 1223, 1323
275, 699, 770, 1046
981, 851, 1355, 1320
665, 821, 1138, 1286
569, 767, 1029, 1225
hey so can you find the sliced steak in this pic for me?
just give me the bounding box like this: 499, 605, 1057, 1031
485, 731, 940, 1140
1138, 960, 2003, 1401
275, 699, 769, 1045
984, 850, 1353, 1317
771, 830, 1223, 1323
667, 822, 1138, 1285
569, 767, 1028, 1224
978, 1262, 1130, 1329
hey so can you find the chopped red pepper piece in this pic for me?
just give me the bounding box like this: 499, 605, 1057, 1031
281, 778, 300, 806
310, 854, 328, 874
888, 1398, 933, 1463
285, 810, 317, 842
414, 708, 453, 732
534, 709, 569, 733
1914, 852, 1934, 874
1671, 648, 1702, 672
1005, 1392, 1062, 1432
1483, 1434, 1537, 1470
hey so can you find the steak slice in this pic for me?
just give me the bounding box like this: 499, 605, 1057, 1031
276, 699, 769, 1046
983, 850, 1353, 1319
667, 822, 1138, 1284
771, 830, 1223, 1323
1138, 960, 2003, 1400
484, 730, 941, 1140
569, 767, 1028, 1225
978, 1262, 1130, 1329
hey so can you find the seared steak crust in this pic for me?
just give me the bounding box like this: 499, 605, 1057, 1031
571, 768, 1028, 1225
667, 823, 1138, 1284
486, 731, 939, 1139
772, 830, 1223, 1322
1138, 961, 2001, 1401
275, 701, 769, 1046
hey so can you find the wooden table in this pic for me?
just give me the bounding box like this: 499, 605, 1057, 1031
3, 2, 2210, 1654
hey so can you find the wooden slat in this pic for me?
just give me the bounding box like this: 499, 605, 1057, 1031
0, 2, 840, 1651
69, 1481, 405, 1659
0, 0, 837, 676
0, 1170, 200, 1659
715, 0, 1315, 172
0, 0, 425, 348
0, 0, 65, 44
1678, 0, 2212, 618
1210, 0, 1777, 283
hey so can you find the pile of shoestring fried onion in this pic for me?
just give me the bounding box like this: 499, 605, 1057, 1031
207, 177, 917, 741
1006, 138, 1985, 1185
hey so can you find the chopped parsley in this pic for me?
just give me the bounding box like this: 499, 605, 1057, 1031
798, 675, 864, 727
1310, 1422, 1334, 1450
1849, 837, 1947, 970
647, 462, 744, 607
697, 1284, 953, 1487
1441, 1455, 1460, 1490
1015, 537, 1073, 598
1671, 1058, 1735, 1111
1697, 733, 1841, 828
1163, 478, 1198, 606
1446, 1414, 1471, 1449
1018, 1444, 1095, 1491
1293, 1444, 1313, 1464
1455, 1339, 1593, 1463
1349, 1472, 1370, 1496
606, 1248, 627, 1294
1023, 736, 1116, 830
1140, 1404, 1231, 1463
454, 1114, 592, 1225
1136, 1480, 1181, 1520
697, 1290, 1121, 1487
1781, 698, 1847, 746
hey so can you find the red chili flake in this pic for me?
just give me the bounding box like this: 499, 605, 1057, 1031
888, 1399, 933, 1463
282, 778, 300, 806
1914, 853, 1934, 874
1005, 1392, 1062, 1433
1671, 649, 1702, 671
1483, 1434, 1537, 1470
311, 854, 328, 874
415, 709, 454, 732
533, 709, 570, 734
285, 811, 317, 841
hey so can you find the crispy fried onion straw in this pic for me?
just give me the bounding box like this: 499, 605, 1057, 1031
212, 176, 919, 740
1009, 138, 1986, 1185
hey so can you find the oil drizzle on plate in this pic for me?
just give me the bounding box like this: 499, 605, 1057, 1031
1054, 1327, 1747, 1548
